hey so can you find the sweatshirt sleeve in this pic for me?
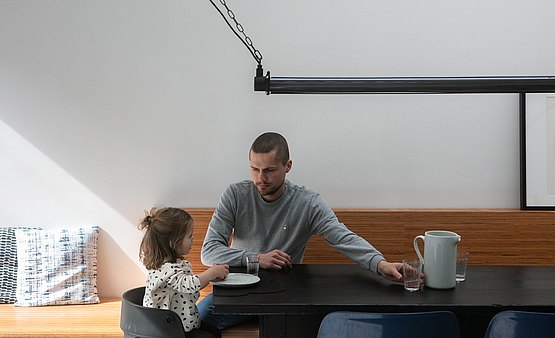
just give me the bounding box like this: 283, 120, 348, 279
161, 262, 202, 294
310, 196, 385, 274
200, 185, 251, 267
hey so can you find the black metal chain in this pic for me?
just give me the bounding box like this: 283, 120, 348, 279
209, 0, 263, 65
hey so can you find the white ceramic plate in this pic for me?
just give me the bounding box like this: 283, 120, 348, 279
211, 273, 260, 288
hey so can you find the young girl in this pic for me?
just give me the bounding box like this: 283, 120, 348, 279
138, 207, 229, 338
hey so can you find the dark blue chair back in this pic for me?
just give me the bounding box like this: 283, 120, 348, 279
484, 310, 555, 338
120, 286, 187, 338
317, 311, 460, 338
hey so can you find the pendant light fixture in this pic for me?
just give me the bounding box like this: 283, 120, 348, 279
210, 1, 555, 95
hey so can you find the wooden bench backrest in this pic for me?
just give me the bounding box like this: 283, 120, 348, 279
189, 208, 555, 271
189, 208, 555, 297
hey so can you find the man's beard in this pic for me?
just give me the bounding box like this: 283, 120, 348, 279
258, 180, 285, 199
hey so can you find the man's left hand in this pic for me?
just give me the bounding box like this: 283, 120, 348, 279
377, 260, 404, 282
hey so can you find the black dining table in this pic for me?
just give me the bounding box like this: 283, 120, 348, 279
212, 264, 555, 338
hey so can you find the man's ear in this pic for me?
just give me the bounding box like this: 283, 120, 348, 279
285, 160, 292, 173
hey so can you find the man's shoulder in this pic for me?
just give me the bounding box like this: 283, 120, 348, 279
286, 181, 321, 199
228, 180, 254, 191
221, 180, 255, 200
285, 182, 333, 218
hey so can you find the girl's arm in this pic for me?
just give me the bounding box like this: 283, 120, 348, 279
197, 264, 229, 289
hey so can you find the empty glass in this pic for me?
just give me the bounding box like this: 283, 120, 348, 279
456, 251, 469, 282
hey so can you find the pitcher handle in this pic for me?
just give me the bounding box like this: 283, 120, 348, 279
413, 235, 425, 262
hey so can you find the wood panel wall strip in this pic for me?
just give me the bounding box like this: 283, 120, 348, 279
187, 208, 555, 278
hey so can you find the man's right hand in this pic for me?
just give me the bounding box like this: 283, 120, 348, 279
258, 249, 292, 270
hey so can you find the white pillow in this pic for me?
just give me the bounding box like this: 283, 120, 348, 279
0, 227, 41, 303
14, 226, 100, 306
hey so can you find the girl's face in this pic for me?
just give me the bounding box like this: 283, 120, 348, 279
178, 226, 194, 257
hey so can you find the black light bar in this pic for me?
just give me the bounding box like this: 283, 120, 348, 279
254, 67, 555, 95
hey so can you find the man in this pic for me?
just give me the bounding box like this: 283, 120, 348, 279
198, 132, 405, 329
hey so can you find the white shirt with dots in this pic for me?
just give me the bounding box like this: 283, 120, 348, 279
143, 258, 202, 332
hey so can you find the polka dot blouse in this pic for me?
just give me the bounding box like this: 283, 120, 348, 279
143, 258, 202, 332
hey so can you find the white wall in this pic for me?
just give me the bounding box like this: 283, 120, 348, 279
1, 0, 554, 297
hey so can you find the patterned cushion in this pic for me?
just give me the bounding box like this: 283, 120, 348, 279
0, 227, 41, 304
14, 226, 100, 306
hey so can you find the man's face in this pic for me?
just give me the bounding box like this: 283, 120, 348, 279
249, 149, 292, 202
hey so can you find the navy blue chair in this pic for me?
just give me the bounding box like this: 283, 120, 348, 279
120, 286, 188, 338
484, 310, 555, 338
317, 311, 460, 338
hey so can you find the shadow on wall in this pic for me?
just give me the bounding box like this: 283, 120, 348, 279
0, 119, 147, 297
97, 228, 146, 298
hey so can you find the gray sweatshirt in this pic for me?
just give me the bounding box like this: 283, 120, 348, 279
200, 180, 385, 274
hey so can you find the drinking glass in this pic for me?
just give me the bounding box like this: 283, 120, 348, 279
402, 259, 422, 291
246, 254, 260, 276
456, 251, 469, 282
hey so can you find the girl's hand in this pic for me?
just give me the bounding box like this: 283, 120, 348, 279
209, 264, 229, 281
198, 264, 229, 288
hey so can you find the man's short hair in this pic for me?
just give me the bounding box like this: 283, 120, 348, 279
250, 132, 290, 164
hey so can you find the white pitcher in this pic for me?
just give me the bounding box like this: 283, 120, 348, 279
413, 230, 461, 289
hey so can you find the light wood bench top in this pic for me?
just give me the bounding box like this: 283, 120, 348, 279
0, 297, 258, 338
0, 298, 123, 338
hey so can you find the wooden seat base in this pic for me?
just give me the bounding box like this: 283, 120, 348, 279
0, 298, 122, 338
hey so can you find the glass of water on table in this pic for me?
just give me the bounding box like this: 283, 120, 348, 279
402, 259, 423, 291
246, 254, 260, 276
